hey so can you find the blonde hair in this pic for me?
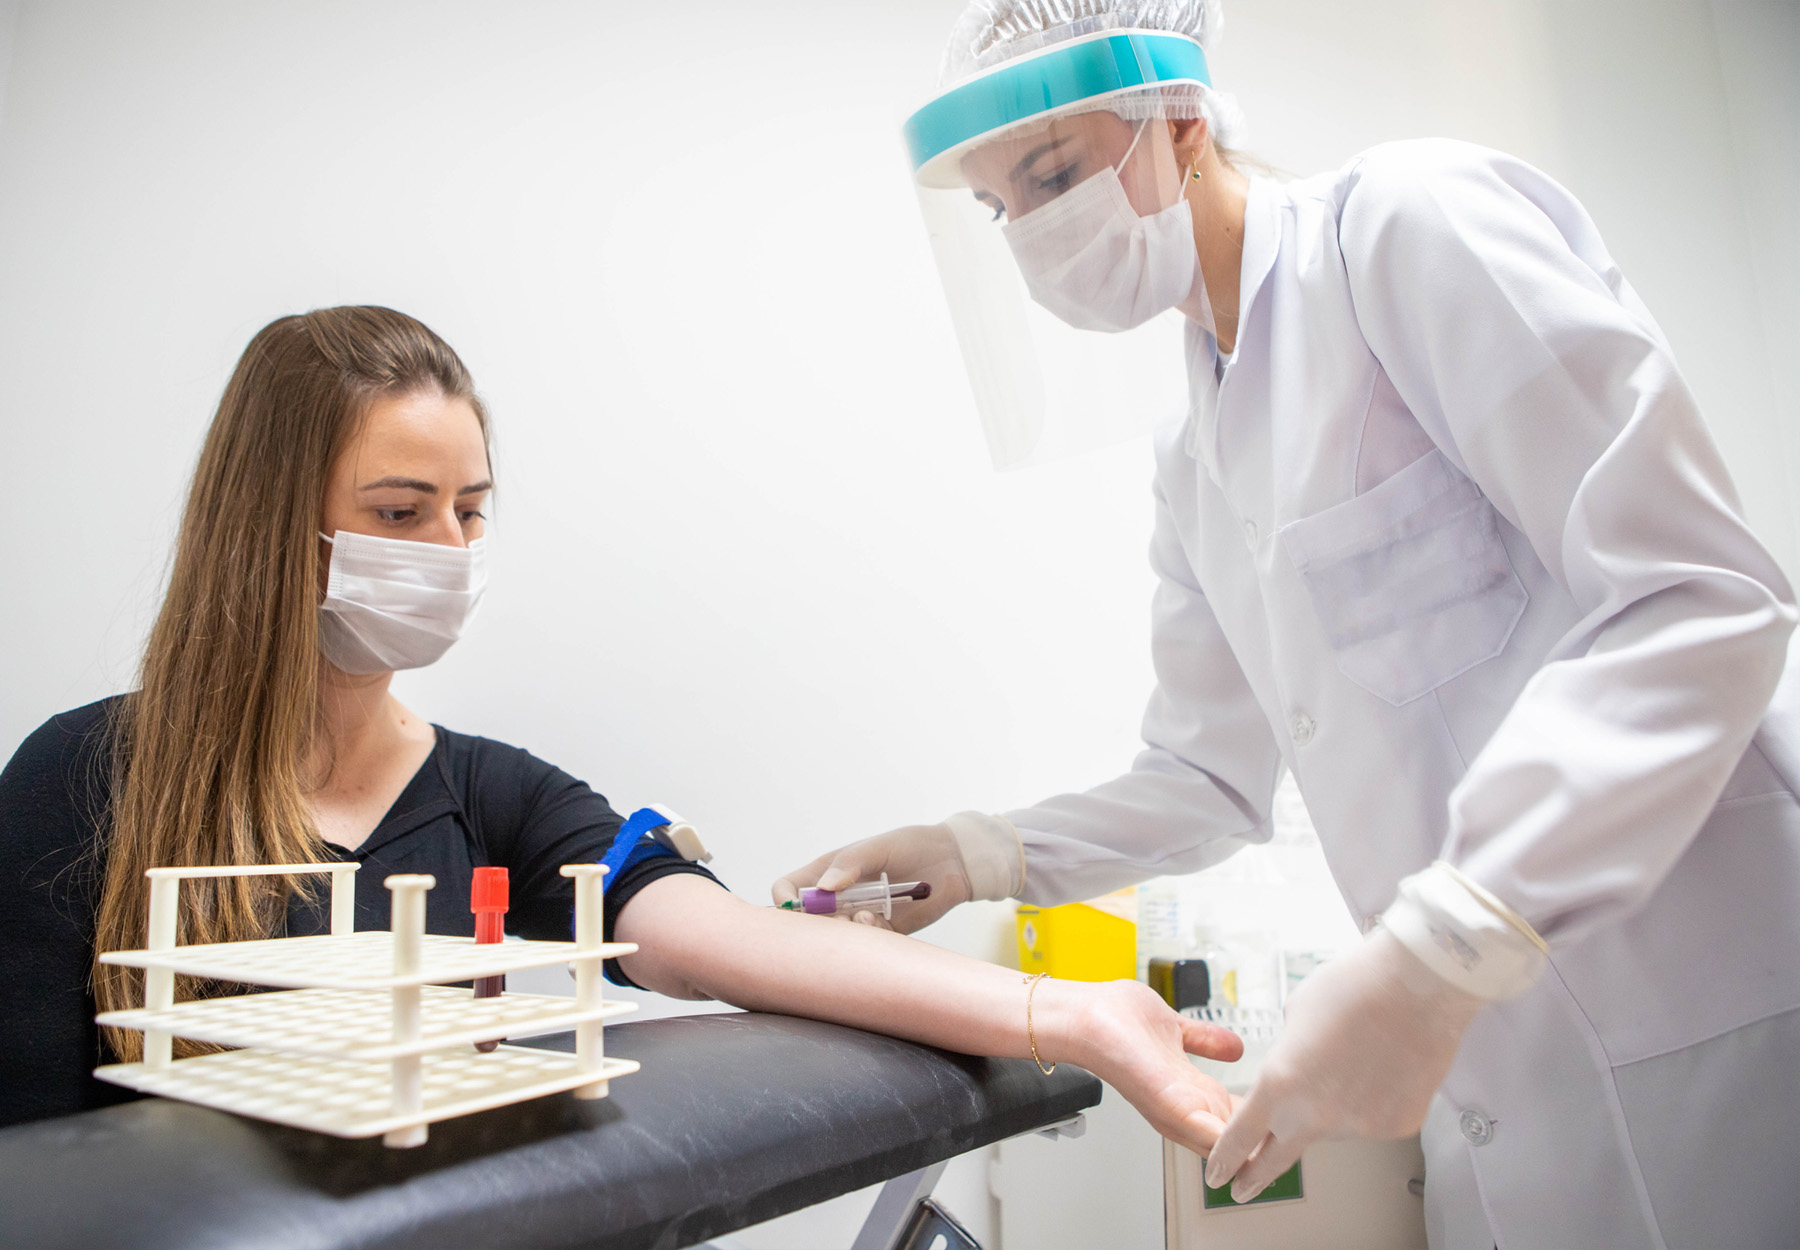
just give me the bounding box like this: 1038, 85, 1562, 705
94, 306, 487, 1058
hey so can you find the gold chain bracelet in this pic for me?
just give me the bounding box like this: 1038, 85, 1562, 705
1023, 972, 1055, 1075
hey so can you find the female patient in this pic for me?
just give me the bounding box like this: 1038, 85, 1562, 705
0, 305, 1240, 1142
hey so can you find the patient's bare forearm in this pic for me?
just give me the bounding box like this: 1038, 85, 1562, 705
613, 875, 1245, 1156
614, 875, 1074, 1064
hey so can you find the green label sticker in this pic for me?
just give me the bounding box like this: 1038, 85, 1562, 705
1202, 1159, 1304, 1209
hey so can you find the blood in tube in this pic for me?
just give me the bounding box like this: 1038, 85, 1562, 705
471, 866, 508, 1053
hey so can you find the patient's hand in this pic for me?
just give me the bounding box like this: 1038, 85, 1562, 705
1056, 979, 1243, 1153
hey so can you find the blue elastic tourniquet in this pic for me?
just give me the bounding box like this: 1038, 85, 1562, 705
581, 811, 679, 940
595, 807, 677, 895
580, 807, 684, 958
619, 806, 673, 843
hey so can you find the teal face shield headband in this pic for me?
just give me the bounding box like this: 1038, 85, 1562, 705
903, 31, 1212, 189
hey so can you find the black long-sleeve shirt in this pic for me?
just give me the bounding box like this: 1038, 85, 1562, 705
0, 697, 722, 1127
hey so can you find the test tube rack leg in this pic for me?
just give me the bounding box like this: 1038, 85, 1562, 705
564, 863, 608, 1099
94, 861, 639, 1147
385, 874, 430, 1148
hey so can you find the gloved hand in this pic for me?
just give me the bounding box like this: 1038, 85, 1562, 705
1202, 926, 1487, 1203
771, 813, 1023, 934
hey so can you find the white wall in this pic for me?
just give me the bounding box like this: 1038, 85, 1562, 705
1, 3, 1795, 1248
0, 4, 18, 137
1711, 0, 1800, 556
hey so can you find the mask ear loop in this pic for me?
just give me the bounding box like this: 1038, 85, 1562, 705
1114, 116, 1152, 176
1117, 116, 1190, 216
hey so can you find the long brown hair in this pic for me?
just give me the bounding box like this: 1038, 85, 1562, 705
95, 306, 488, 1058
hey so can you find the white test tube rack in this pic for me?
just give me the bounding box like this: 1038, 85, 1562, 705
95, 861, 639, 1147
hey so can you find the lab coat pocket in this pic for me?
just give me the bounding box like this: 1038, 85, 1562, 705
1280, 448, 1526, 706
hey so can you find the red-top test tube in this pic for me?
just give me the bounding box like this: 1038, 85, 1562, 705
471, 867, 508, 1052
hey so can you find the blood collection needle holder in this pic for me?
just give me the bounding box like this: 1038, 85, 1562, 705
93, 861, 638, 1147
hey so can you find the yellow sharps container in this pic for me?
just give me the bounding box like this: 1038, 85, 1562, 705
1014, 889, 1137, 981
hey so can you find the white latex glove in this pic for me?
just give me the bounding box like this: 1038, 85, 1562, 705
770, 813, 1024, 934
1202, 927, 1487, 1203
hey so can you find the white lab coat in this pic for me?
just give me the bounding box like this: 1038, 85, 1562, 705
1005, 140, 1800, 1249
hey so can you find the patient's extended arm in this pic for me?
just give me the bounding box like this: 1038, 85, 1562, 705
614, 874, 1244, 1154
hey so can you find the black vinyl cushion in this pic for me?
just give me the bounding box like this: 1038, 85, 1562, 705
0, 1012, 1103, 1250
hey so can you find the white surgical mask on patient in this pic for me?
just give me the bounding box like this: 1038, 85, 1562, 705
1002, 120, 1199, 334
317, 530, 487, 674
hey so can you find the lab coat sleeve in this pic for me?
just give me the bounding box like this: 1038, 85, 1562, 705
1005, 461, 1286, 906
1338, 140, 1798, 947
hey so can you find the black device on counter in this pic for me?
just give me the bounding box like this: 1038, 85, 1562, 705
1147, 957, 1210, 1012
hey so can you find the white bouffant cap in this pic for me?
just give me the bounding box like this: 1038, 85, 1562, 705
939, 0, 1247, 148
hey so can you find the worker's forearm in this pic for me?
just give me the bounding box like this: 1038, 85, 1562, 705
615, 876, 1088, 1066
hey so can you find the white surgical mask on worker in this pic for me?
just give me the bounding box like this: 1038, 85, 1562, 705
316, 529, 487, 674
1002, 121, 1198, 333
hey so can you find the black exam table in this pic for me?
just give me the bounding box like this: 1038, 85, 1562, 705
0, 1012, 1103, 1250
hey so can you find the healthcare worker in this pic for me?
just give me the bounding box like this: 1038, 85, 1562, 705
775, 3, 1800, 1245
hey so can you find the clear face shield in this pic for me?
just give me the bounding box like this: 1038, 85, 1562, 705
905, 32, 1213, 470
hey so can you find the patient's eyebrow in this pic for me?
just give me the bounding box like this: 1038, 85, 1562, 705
359, 476, 437, 493
457, 479, 493, 495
